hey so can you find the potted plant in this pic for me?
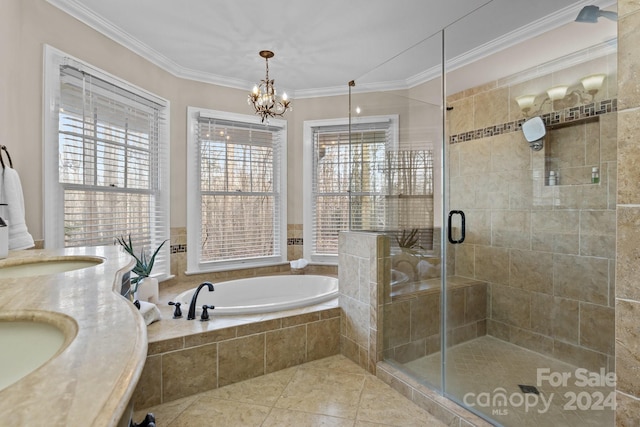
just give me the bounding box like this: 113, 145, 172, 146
115, 234, 167, 304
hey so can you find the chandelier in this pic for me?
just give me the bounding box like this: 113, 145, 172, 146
248, 50, 291, 123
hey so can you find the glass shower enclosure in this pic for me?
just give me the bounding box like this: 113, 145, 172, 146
348, 2, 617, 426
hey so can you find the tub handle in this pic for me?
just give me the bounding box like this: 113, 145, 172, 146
168, 301, 182, 318
200, 305, 215, 321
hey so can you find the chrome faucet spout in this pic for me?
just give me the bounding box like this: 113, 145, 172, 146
187, 282, 214, 320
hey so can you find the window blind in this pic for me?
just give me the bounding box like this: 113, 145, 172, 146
311, 120, 434, 257
45, 48, 170, 280
195, 115, 284, 264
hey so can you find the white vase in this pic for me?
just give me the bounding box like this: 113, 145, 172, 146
136, 277, 159, 304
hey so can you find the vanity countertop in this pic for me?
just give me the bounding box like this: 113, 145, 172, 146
0, 246, 143, 427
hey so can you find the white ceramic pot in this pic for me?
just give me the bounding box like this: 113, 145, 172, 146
136, 277, 159, 303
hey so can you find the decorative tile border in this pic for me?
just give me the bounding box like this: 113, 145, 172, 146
287, 237, 303, 246
170, 244, 186, 253
449, 98, 617, 144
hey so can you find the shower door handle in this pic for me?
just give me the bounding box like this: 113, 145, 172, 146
448, 210, 465, 244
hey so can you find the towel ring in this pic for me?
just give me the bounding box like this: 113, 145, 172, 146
0, 145, 13, 169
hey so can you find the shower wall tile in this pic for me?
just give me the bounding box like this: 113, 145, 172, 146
474, 246, 509, 285
490, 132, 531, 172
458, 142, 491, 176
473, 87, 510, 129
491, 210, 531, 249
490, 284, 530, 329
600, 113, 618, 162
454, 244, 475, 278
449, 96, 474, 135
509, 326, 554, 357
132, 354, 162, 409
410, 293, 440, 340
553, 254, 609, 304
618, 10, 640, 110
530, 293, 579, 344
579, 302, 615, 355
463, 210, 491, 245
552, 340, 608, 373
509, 249, 553, 294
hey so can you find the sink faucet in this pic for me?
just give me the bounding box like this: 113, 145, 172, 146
187, 282, 214, 320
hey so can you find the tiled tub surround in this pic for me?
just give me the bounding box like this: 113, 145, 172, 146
132, 280, 340, 409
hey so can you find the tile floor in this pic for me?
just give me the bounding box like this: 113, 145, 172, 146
404, 336, 614, 427
134, 354, 447, 427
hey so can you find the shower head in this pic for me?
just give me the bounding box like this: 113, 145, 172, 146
575, 5, 617, 23
522, 117, 546, 151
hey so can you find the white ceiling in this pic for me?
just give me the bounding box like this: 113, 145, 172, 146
47, 0, 617, 98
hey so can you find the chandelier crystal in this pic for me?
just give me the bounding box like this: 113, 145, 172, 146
247, 50, 291, 123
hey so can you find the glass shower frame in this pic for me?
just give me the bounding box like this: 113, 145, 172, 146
347, 4, 617, 425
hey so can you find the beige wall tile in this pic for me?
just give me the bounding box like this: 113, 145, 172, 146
162, 344, 217, 402
618, 10, 640, 110
384, 300, 411, 348
446, 288, 466, 329
616, 207, 640, 301
307, 317, 341, 361
616, 299, 640, 397
133, 355, 162, 409
491, 210, 531, 249
509, 249, 553, 294
579, 302, 614, 355
490, 284, 530, 329
266, 325, 306, 373
619, 0, 640, 17
474, 87, 510, 129
617, 108, 640, 204
410, 293, 440, 340
615, 391, 640, 426
475, 246, 510, 285
449, 97, 474, 135
552, 340, 608, 373
553, 254, 609, 304
490, 132, 531, 173
510, 326, 554, 357
465, 283, 487, 323
218, 334, 265, 387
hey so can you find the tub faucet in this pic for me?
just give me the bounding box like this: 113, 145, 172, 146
187, 282, 214, 320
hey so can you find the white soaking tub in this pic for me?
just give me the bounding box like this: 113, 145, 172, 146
174, 274, 338, 316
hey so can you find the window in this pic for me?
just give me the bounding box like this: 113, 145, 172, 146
304, 116, 433, 263
43, 46, 170, 279
186, 108, 287, 273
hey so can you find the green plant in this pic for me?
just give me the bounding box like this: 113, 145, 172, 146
395, 228, 423, 250
115, 234, 167, 288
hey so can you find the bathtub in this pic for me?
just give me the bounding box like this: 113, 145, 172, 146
174, 274, 338, 316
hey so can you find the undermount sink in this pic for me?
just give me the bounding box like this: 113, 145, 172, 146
0, 256, 103, 279
0, 319, 71, 391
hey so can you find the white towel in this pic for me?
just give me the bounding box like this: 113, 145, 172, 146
137, 301, 162, 325
0, 168, 34, 250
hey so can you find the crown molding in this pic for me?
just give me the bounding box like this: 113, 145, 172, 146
47, 0, 617, 99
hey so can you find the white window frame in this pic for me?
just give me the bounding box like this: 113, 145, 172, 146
186, 107, 287, 273
303, 115, 398, 264
43, 45, 171, 280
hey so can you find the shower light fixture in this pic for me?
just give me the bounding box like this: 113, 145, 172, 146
546, 85, 569, 101
581, 73, 607, 96
515, 73, 607, 116
575, 5, 618, 23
